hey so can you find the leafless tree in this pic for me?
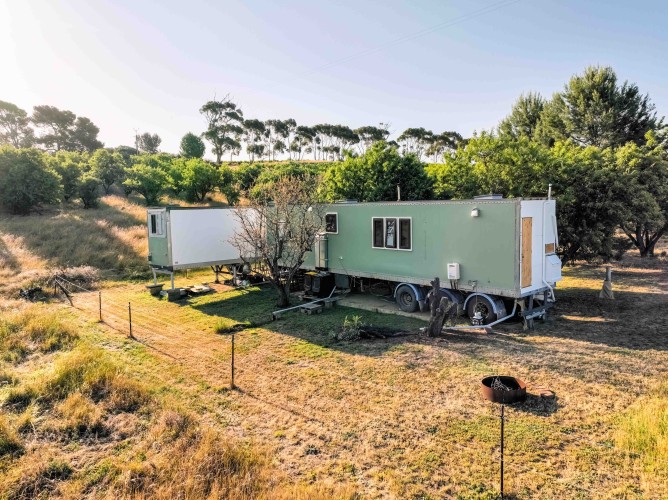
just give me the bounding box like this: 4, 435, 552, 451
230, 176, 326, 307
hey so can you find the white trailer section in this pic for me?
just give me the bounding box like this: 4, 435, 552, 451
146, 206, 250, 287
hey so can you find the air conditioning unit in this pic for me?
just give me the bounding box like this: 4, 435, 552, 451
447, 263, 460, 280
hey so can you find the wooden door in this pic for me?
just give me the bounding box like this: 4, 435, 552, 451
521, 217, 532, 288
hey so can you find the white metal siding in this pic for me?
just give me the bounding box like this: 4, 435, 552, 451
520, 200, 560, 293
169, 209, 243, 268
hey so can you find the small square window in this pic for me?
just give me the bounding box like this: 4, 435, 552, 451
325, 213, 338, 233
148, 211, 165, 237
373, 218, 384, 248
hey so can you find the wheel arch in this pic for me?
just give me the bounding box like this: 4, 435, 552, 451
463, 293, 505, 316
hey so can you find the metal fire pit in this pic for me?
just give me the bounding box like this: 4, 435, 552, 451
481, 376, 527, 404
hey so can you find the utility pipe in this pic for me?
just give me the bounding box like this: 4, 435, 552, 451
271, 286, 337, 320
443, 303, 517, 331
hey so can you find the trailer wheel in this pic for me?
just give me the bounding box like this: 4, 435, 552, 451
466, 296, 497, 325
396, 285, 419, 313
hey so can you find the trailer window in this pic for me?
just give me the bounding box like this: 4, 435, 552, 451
399, 218, 411, 250
373, 218, 384, 248
148, 211, 165, 237
325, 213, 338, 234
385, 218, 397, 248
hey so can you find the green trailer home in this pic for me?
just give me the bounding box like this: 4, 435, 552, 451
301, 197, 562, 325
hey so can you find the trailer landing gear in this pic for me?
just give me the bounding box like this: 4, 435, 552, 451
211, 265, 225, 284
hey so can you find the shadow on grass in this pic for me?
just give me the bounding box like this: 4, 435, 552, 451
0, 234, 21, 272
537, 286, 668, 351
513, 394, 559, 417
190, 286, 428, 356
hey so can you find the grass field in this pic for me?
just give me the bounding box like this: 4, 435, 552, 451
1, 195, 667, 498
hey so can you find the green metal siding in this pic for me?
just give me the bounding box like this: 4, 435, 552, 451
303, 200, 519, 294
147, 234, 170, 267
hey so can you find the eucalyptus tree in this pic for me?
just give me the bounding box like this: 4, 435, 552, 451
354, 125, 390, 154
290, 126, 314, 160
331, 124, 359, 159
397, 127, 434, 159
264, 119, 289, 160
200, 96, 244, 164
284, 118, 297, 159
0, 100, 34, 148
426, 131, 463, 162
135, 132, 162, 153
312, 124, 334, 160
243, 119, 266, 163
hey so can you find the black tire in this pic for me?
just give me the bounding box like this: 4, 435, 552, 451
396, 285, 419, 313
466, 295, 498, 325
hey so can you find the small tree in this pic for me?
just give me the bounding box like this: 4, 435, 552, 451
180, 132, 206, 159
78, 174, 101, 208
181, 159, 220, 202
136, 132, 162, 154
218, 165, 239, 205
323, 141, 432, 202
123, 163, 168, 205
90, 149, 125, 194
0, 147, 61, 214
49, 151, 86, 201
231, 176, 326, 307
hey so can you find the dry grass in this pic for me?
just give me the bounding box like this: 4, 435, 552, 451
0, 304, 78, 363
0, 413, 23, 456
54, 250, 667, 498
1, 196, 668, 497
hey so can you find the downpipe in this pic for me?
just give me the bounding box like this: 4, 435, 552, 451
541, 200, 555, 301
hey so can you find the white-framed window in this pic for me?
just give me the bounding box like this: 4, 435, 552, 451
325, 212, 338, 234
372, 217, 412, 251
148, 210, 166, 237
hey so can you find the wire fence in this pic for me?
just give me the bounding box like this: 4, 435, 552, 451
50, 277, 664, 497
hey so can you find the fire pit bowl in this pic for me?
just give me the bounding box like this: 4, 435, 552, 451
481, 376, 527, 404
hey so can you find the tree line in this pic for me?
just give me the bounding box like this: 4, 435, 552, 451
0, 65, 666, 262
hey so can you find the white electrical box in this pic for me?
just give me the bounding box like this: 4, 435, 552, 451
447, 263, 460, 280
545, 254, 562, 283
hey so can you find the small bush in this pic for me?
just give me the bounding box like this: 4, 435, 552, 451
78, 174, 102, 208
23, 311, 78, 352
0, 306, 78, 362
0, 147, 62, 214
0, 369, 18, 386
4, 386, 39, 411
53, 392, 105, 437
330, 315, 365, 341
42, 348, 149, 411
3, 455, 73, 499
0, 415, 24, 456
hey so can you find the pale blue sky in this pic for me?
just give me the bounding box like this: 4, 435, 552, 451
2, 0, 667, 158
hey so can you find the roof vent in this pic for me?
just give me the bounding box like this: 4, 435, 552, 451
474, 194, 503, 200
334, 199, 358, 204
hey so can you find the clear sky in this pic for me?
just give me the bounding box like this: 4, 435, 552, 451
2, 0, 667, 159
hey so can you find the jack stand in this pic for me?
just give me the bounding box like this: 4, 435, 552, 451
211, 265, 224, 284
599, 265, 614, 299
